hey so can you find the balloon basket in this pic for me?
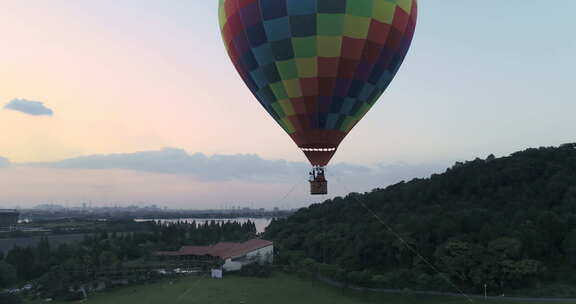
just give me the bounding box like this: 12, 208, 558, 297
309, 167, 328, 195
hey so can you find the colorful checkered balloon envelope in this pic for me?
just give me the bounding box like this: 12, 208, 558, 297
219, 0, 417, 166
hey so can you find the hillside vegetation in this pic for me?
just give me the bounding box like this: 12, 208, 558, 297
265, 143, 576, 296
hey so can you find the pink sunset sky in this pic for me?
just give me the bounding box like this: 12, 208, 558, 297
1, 1, 574, 208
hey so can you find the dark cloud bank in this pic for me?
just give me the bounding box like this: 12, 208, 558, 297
25, 148, 448, 189
4, 98, 54, 116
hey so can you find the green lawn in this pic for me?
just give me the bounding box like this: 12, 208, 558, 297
26, 273, 576, 304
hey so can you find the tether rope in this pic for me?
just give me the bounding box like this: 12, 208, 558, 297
329, 172, 474, 303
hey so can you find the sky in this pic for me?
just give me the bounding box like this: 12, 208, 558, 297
0, 1, 574, 209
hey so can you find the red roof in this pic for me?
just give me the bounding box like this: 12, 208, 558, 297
156, 239, 273, 260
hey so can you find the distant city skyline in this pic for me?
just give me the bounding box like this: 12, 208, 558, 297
25, 202, 287, 211
1, 1, 574, 208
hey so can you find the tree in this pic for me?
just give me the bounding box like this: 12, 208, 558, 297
0, 261, 18, 287
264, 144, 576, 293
488, 237, 522, 260
6, 246, 37, 280
99, 251, 119, 268
562, 230, 576, 265
435, 240, 478, 283
36, 236, 51, 275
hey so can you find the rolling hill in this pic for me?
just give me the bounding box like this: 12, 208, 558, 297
264, 143, 576, 296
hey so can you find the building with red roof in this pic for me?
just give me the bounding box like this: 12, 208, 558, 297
156, 239, 273, 271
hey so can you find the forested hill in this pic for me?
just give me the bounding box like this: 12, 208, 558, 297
264, 143, 576, 295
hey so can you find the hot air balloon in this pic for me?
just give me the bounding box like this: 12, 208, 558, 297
219, 0, 417, 195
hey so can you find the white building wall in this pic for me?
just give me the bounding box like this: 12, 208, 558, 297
223, 259, 242, 271
245, 244, 274, 264
222, 245, 273, 272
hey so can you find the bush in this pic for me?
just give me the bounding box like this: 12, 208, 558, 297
346, 270, 372, 286
318, 264, 346, 282
276, 250, 305, 266
296, 258, 318, 278
63, 291, 84, 302
0, 293, 22, 304
371, 274, 388, 286
427, 273, 455, 292
369, 269, 427, 289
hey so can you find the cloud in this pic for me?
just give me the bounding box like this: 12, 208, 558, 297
6, 149, 451, 208
23, 148, 448, 189
26, 148, 307, 182
0, 157, 11, 168
4, 98, 54, 116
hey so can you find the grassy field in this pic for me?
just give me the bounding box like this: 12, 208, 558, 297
26, 273, 576, 304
